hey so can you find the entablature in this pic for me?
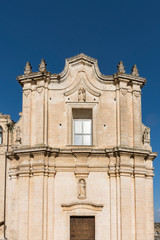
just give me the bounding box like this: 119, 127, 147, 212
7, 145, 157, 179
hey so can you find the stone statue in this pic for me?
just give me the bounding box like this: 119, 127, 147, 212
16, 126, 21, 143
78, 88, 86, 102
143, 128, 149, 141
78, 179, 86, 198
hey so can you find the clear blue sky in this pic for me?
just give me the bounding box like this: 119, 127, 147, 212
0, 0, 160, 221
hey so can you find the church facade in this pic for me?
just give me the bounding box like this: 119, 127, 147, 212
0, 54, 157, 240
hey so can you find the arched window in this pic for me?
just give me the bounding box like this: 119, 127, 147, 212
0, 126, 3, 144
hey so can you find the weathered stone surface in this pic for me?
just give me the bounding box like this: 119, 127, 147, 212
0, 54, 157, 240
155, 223, 160, 239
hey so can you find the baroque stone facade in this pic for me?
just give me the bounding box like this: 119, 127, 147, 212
0, 54, 157, 240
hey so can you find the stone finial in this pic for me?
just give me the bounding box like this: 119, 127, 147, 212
117, 61, 125, 74
131, 65, 139, 76
24, 62, 32, 75
39, 59, 47, 73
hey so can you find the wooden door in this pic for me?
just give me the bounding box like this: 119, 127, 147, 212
70, 216, 95, 240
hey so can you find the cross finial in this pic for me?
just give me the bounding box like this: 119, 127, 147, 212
39, 59, 47, 73
131, 65, 139, 77
24, 62, 32, 75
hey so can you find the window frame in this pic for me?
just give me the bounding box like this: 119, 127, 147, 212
66, 103, 97, 146
73, 119, 92, 146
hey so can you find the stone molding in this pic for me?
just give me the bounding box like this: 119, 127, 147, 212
61, 202, 103, 211
9, 162, 56, 179
64, 73, 101, 98
7, 146, 157, 179
17, 54, 146, 87
7, 145, 157, 161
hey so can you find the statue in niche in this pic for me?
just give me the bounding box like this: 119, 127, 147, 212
143, 128, 150, 143
78, 179, 86, 198
143, 128, 150, 142
16, 126, 21, 143
144, 128, 149, 140
78, 88, 86, 102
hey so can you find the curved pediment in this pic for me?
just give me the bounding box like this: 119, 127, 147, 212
50, 53, 113, 85
64, 70, 101, 98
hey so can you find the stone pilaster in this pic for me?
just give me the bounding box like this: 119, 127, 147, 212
119, 153, 134, 240
23, 85, 31, 146
108, 154, 117, 240
132, 85, 142, 148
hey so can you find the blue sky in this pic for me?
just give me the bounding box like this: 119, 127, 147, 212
0, 0, 160, 221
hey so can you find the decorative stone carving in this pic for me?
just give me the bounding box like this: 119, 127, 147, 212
37, 87, 43, 94
117, 61, 125, 74
133, 91, 140, 98
39, 59, 47, 73
23, 89, 30, 97
15, 126, 22, 147
61, 202, 103, 211
78, 178, 86, 199
143, 127, 150, 144
24, 62, 32, 75
131, 65, 139, 77
121, 89, 127, 96
16, 126, 21, 140
78, 88, 86, 102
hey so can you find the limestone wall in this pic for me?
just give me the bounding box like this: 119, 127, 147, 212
0, 54, 157, 240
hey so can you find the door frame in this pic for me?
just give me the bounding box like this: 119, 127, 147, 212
70, 215, 95, 240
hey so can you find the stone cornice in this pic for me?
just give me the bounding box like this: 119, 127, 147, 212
7, 145, 60, 159
113, 73, 146, 87
7, 145, 157, 162
8, 145, 156, 179
17, 72, 51, 87
17, 54, 147, 87
0, 113, 11, 119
